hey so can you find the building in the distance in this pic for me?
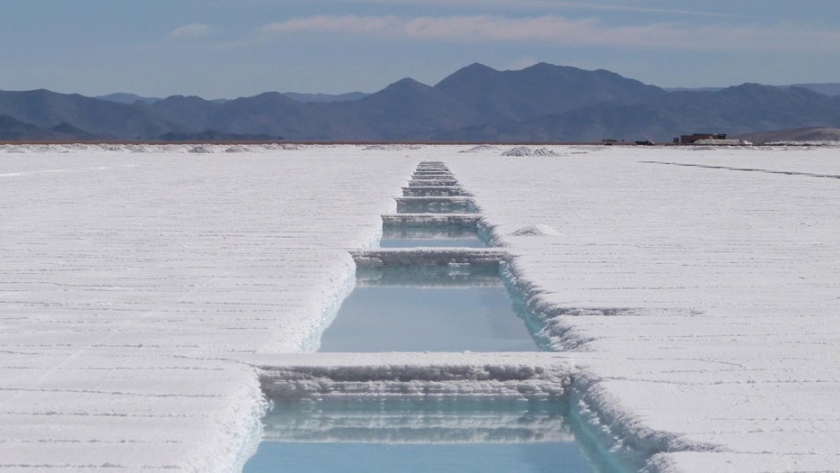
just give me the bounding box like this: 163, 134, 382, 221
680, 133, 727, 144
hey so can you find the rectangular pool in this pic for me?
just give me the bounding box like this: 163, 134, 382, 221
244, 397, 615, 473
318, 284, 539, 352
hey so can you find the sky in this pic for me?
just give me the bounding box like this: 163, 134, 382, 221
1, 0, 839, 98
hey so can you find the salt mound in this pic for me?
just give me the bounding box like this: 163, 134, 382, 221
189, 145, 214, 154
510, 224, 561, 237
501, 147, 559, 157
225, 146, 252, 153
460, 145, 498, 153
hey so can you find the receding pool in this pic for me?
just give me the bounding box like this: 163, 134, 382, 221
243, 398, 618, 473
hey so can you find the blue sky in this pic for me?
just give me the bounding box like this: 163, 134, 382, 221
1, 0, 839, 98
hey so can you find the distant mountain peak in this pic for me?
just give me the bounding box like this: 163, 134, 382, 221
521, 62, 556, 70
436, 63, 499, 88
378, 78, 434, 95
463, 62, 496, 72
390, 77, 426, 87
160, 94, 207, 102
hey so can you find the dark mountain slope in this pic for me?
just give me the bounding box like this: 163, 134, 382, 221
435, 62, 667, 125
330, 78, 484, 140
441, 84, 840, 142
0, 115, 100, 140
149, 95, 221, 131
1, 64, 839, 142
158, 130, 283, 141
789, 83, 840, 97
657, 85, 840, 132
0, 89, 182, 139
736, 127, 840, 144
207, 92, 331, 140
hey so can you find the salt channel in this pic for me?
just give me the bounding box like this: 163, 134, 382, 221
244, 163, 627, 472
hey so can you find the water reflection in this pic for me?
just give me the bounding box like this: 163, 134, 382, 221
245, 398, 602, 473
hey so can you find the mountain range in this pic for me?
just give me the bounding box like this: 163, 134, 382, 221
2, 63, 839, 142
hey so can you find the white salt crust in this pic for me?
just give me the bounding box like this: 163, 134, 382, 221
1, 144, 838, 472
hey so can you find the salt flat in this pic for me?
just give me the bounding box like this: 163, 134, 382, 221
447, 145, 840, 472
1, 144, 838, 472
0, 146, 416, 471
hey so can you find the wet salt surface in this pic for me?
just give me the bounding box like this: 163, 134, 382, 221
244, 398, 608, 473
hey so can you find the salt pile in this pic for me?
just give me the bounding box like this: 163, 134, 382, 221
501, 146, 560, 157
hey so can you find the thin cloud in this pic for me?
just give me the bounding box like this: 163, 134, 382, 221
260, 16, 396, 35
170, 24, 212, 38
535, 1, 760, 19
256, 15, 840, 52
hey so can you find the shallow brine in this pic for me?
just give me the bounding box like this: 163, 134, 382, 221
379, 237, 487, 248
244, 397, 622, 473
319, 284, 538, 352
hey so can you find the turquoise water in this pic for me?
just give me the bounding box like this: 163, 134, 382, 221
243, 398, 613, 473
380, 237, 487, 248
319, 285, 538, 352
246, 442, 591, 473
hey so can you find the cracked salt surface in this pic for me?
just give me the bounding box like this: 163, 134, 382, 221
1, 145, 838, 472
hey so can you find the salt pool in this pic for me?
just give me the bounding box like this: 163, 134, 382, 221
244, 398, 623, 473
379, 237, 487, 248
319, 283, 539, 352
